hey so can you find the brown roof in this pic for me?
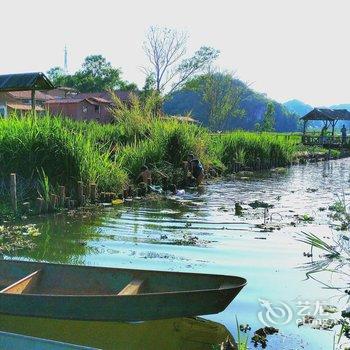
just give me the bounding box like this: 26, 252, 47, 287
7, 103, 44, 111
74, 91, 134, 103
46, 87, 78, 99
9, 90, 53, 101
87, 96, 110, 104
45, 98, 88, 104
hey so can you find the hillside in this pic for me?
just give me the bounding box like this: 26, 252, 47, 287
284, 99, 313, 117
164, 79, 300, 132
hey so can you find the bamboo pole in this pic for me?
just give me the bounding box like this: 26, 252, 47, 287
50, 194, 57, 210
31, 89, 36, 113
10, 173, 17, 213
22, 202, 30, 213
77, 181, 84, 206
59, 186, 65, 207
90, 183, 97, 203
36, 198, 44, 214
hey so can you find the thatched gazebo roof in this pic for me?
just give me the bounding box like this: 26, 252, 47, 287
301, 108, 350, 121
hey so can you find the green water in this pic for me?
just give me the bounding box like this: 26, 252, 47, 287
3, 159, 350, 349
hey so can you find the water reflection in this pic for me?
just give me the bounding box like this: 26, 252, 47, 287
0, 315, 232, 350
6, 159, 350, 349
10, 212, 104, 264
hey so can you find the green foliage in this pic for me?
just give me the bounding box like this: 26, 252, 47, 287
260, 101, 276, 132
0, 114, 127, 199
212, 131, 297, 171
185, 71, 245, 129
47, 55, 136, 92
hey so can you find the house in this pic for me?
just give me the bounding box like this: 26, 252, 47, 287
0, 72, 134, 122
0, 92, 47, 116
43, 90, 135, 123
45, 97, 113, 123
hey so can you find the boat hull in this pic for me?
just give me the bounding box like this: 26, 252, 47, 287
0, 260, 246, 321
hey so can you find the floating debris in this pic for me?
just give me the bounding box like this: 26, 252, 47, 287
251, 326, 278, 348
306, 188, 318, 193
249, 200, 274, 209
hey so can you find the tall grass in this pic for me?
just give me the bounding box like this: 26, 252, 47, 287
0, 96, 304, 205
0, 114, 126, 200
212, 131, 298, 171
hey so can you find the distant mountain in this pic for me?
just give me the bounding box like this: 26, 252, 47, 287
164, 78, 300, 132
329, 104, 350, 111
284, 99, 313, 117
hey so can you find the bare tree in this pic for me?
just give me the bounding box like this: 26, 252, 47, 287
143, 26, 219, 94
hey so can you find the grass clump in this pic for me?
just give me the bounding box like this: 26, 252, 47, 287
211, 131, 298, 171
0, 114, 126, 202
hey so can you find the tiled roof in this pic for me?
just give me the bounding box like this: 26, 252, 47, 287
9, 91, 54, 101
45, 98, 87, 104
74, 90, 134, 102
7, 103, 44, 111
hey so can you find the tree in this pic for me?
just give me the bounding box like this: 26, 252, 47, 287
185, 70, 246, 129
73, 55, 125, 92
143, 26, 219, 94
47, 55, 137, 92
260, 102, 276, 132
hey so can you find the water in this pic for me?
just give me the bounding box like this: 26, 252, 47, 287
3, 159, 350, 349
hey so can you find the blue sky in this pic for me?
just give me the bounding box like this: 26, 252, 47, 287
2, 0, 350, 106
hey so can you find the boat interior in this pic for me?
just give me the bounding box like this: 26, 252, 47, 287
0, 261, 245, 296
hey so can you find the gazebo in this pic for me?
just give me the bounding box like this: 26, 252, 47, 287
301, 108, 350, 146
0, 72, 54, 111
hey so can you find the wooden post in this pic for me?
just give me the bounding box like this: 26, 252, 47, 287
50, 194, 57, 211
302, 120, 307, 143
10, 173, 17, 213
90, 183, 97, 203
35, 198, 44, 214
31, 90, 36, 113
77, 181, 84, 206
59, 186, 65, 207
22, 202, 30, 213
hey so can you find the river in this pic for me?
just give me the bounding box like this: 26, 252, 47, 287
2, 159, 350, 349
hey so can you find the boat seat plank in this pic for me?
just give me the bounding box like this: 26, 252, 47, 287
117, 279, 143, 295
0, 270, 41, 294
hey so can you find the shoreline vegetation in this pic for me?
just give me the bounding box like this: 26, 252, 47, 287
0, 94, 345, 223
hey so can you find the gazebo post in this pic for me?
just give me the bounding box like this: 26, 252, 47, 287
31, 89, 36, 113
331, 120, 335, 140
302, 120, 307, 143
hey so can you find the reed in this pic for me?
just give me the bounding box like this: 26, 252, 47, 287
0, 98, 304, 211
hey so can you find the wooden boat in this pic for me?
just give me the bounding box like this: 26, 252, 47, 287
0, 330, 98, 349
0, 260, 246, 322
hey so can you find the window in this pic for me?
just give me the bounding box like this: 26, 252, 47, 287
94, 105, 100, 113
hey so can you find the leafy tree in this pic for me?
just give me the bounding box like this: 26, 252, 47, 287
143, 26, 219, 94
184, 71, 245, 129
47, 55, 137, 92
260, 102, 276, 132
47, 67, 67, 86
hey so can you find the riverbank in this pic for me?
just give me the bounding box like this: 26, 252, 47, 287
0, 103, 344, 222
